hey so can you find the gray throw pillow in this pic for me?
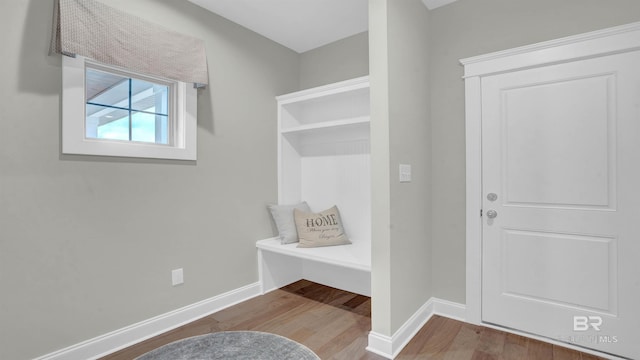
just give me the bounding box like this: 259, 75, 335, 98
268, 202, 311, 244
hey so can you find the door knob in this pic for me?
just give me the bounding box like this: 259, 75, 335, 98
486, 210, 498, 219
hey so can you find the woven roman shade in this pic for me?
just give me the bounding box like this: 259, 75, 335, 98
50, 0, 208, 87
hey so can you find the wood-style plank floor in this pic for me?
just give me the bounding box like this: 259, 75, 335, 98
100, 280, 606, 360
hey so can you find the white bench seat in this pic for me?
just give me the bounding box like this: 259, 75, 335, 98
256, 237, 371, 296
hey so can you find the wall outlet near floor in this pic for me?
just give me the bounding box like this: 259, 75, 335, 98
172, 268, 184, 286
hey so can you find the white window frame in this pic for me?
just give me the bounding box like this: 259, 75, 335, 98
62, 55, 197, 160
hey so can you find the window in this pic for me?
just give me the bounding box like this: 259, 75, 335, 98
85, 65, 170, 144
62, 56, 197, 160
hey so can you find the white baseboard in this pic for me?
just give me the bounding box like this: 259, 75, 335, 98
432, 297, 467, 322
366, 297, 466, 359
34, 282, 262, 360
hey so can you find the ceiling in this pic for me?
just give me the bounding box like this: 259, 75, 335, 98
187, 0, 458, 53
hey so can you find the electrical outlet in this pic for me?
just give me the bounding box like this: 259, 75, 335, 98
172, 268, 184, 286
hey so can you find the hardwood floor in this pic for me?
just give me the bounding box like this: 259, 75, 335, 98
100, 280, 606, 360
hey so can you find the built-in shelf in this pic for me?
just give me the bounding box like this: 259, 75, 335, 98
257, 76, 372, 296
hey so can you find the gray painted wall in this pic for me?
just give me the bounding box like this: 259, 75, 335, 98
4, 0, 639, 357
0, 1, 298, 359
299, 32, 369, 89
370, 0, 432, 336
429, 0, 640, 304
387, 0, 432, 334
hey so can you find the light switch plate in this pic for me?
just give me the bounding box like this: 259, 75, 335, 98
399, 164, 412, 183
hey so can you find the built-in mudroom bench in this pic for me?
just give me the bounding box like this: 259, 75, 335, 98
257, 76, 371, 296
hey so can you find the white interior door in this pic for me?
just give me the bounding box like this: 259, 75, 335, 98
481, 50, 640, 359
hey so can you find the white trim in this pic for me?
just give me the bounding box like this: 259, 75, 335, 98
464, 75, 483, 325
34, 282, 262, 360
432, 298, 467, 322
460, 21, 640, 78
366, 297, 466, 359
421, 0, 458, 10
275, 76, 369, 104
366, 332, 395, 359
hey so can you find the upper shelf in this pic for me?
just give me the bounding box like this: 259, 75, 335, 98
277, 76, 370, 156
278, 76, 370, 130
281, 117, 370, 156
281, 116, 369, 136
